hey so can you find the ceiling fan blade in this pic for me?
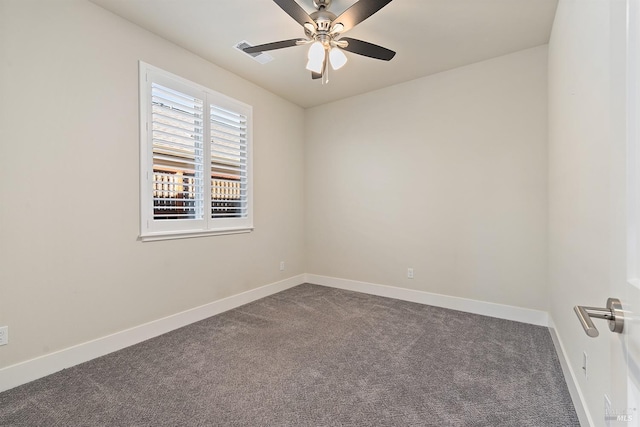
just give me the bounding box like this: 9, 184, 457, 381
243, 39, 305, 54
332, 0, 393, 33
312, 71, 322, 79
340, 37, 396, 61
273, 0, 317, 30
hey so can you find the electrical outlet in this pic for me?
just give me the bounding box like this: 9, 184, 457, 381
279, 261, 285, 271
582, 351, 588, 379
0, 326, 8, 346
407, 268, 414, 279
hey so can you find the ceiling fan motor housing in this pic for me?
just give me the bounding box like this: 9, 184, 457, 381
310, 9, 336, 33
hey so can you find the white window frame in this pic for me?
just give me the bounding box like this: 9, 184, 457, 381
139, 62, 253, 241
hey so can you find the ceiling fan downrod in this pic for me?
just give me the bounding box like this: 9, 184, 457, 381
313, 0, 331, 10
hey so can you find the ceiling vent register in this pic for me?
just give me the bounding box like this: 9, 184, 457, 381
235, 41, 274, 64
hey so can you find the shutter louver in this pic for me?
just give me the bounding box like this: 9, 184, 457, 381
151, 83, 204, 221
210, 105, 248, 219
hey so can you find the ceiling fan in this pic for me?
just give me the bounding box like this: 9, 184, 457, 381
243, 0, 396, 82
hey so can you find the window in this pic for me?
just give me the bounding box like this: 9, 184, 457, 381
139, 62, 253, 241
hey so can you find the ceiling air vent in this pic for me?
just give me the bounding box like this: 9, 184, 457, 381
235, 41, 274, 65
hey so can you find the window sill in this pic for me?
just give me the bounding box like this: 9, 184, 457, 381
139, 227, 253, 242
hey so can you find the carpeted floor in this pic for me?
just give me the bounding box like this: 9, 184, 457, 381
0, 283, 579, 426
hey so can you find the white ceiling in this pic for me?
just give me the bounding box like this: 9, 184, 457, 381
89, 0, 558, 108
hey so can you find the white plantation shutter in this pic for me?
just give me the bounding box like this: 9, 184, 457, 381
210, 105, 248, 219
140, 63, 253, 240
151, 83, 204, 221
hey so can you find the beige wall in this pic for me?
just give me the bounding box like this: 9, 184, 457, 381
0, 0, 306, 367
305, 46, 549, 311
548, 0, 628, 423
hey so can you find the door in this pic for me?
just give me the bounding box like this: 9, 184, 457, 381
609, 0, 640, 425
575, 1, 640, 425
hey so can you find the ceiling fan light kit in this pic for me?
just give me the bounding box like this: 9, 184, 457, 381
329, 47, 347, 70
306, 41, 325, 73
244, 0, 396, 83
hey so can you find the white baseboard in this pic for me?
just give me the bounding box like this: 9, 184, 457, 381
304, 274, 550, 327
548, 317, 593, 427
0, 274, 305, 393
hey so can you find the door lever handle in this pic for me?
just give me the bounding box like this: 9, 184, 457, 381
574, 298, 624, 337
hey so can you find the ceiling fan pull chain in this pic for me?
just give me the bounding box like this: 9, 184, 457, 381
324, 58, 329, 85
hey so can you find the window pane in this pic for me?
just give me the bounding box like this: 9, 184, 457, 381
151, 83, 204, 220
210, 105, 248, 219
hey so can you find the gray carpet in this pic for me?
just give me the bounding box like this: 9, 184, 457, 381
0, 283, 579, 426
